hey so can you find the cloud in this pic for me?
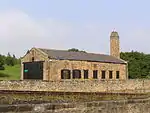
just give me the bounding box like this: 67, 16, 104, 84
0, 9, 150, 58
0, 9, 112, 57
0, 10, 73, 57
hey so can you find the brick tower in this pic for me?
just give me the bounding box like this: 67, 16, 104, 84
110, 30, 120, 59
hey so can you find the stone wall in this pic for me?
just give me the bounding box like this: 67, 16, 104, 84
1, 98, 150, 113
0, 79, 150, 93
50, 59, 127, 81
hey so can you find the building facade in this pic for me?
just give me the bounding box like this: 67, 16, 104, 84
21, 31, 128, 81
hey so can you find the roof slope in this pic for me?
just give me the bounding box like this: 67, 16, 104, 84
38, 48, 126, 64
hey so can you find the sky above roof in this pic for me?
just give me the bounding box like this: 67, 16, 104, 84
0, 0, 150, 57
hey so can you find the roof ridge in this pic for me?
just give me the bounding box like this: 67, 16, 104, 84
38, 47, 127, 64
38, 48, 109, 56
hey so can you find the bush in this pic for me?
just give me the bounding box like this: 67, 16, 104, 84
0, 55, 4, 68
0, 66, 5, 70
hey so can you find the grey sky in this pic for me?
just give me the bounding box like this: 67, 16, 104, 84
0, 0, 150, 57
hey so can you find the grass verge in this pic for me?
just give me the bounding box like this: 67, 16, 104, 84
0, 65, 20, 80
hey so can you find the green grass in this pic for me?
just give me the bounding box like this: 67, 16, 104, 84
0, 65, 21, 80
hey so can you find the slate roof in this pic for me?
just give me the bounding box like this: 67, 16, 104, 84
38, 48, 126, 64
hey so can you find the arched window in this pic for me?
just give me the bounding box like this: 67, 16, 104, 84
116, 71, 120, 79
102, 70, 106, 79
93, 70, 98, 79
32, 57, 34, 62
73, 70, 81, 79
84, 70, 88, 79
61, 69, 71, 79
109, 71, 113, 79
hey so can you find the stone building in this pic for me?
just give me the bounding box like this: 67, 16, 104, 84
21, 31, 128, 81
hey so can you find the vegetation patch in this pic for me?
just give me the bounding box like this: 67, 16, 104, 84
0, 72, 10, 77
0, 65, 20, 80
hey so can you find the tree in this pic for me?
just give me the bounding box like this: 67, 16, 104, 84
0, 55, 5, 70
5, 52, 15, 66
7, 52, 11, 57
68, 48, 86, 53
121, 51, 150, 79
13, 54, 16, 59
12, 54, 18, 65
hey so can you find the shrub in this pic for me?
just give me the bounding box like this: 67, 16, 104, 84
0, 66, 5, 70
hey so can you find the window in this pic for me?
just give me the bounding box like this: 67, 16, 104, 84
84, 70, 88, 79
73, 70, 81, 79
32, 57, 34, 62
102, 71, 106, 79
93, 70, 98, 79
109, 71, 113, 79
61, 69, 71, 79
116, 71, 120, 79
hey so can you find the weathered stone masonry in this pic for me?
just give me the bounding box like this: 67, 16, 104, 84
48, 59, 127, 81
110, 31, 120, 59
0, 80, 150, 93
21, 31, 128, 81
21, 48, 127, 81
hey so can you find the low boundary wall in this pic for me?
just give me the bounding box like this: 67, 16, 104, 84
0, 79, 150, 93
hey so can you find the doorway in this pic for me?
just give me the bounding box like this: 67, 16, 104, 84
23, 61, 44, 80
